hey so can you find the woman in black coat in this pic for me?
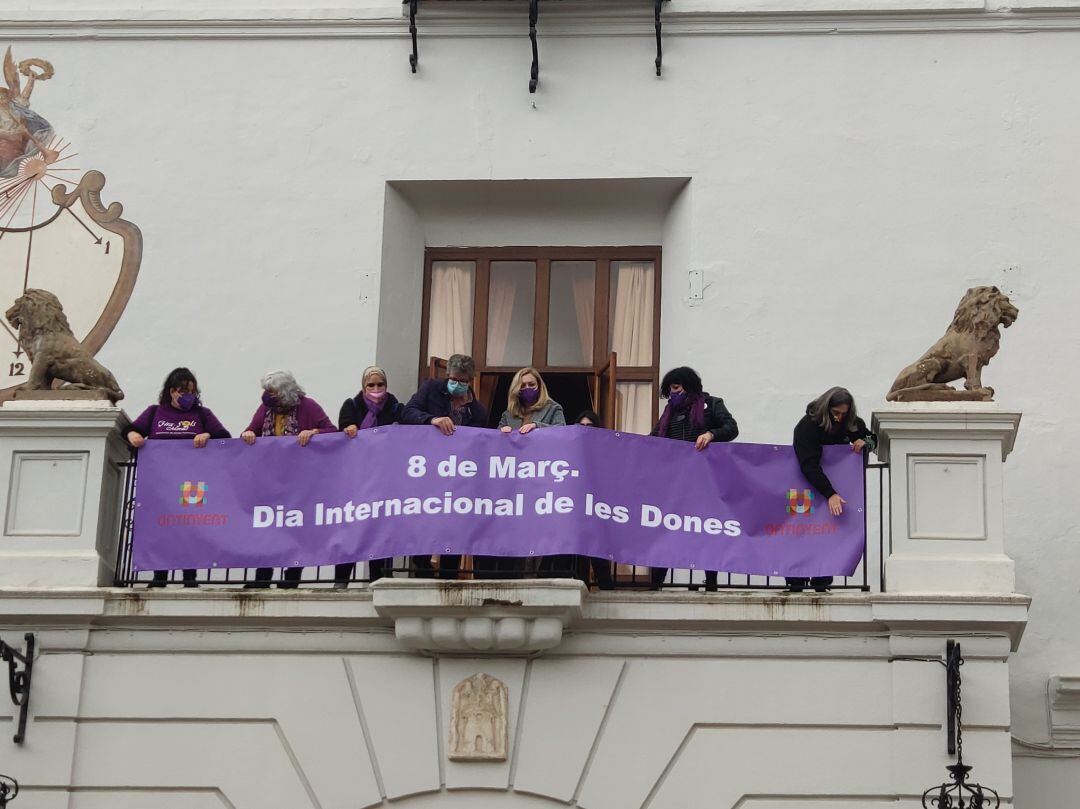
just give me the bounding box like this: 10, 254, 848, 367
648, 367, 739, 591
335, 365, 404, 588
788, 386, 876, 593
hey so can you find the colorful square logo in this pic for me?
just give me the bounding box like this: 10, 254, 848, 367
786, 488, 814, 516
180, 481, 207, 507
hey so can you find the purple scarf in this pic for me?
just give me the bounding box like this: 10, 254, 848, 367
656, 392, 708, 438
359, 393, 386, 430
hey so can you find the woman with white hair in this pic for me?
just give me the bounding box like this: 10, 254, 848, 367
334, 365, 404, 588
241, 370, 336, 589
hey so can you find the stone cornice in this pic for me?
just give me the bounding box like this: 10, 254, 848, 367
9, 4, 1080, 39
0, 584, 1029, 653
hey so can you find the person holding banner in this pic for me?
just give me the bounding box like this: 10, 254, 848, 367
787, 386, 876, 593
126, 367, 231, 588
492, 367, 566, 578
401, 354, 489, 579
333, 365, 405, 588
648, 367, 739, 591
241, 370, 337, 589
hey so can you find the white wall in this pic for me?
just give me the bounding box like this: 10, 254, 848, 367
2, 3, 1079, 803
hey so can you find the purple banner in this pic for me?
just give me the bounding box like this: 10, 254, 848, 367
132, 425, 866, 577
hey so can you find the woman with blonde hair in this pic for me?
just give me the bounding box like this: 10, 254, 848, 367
498, 367, 565, 434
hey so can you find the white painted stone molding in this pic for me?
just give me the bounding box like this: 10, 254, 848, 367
0, 401, 130, 587
1049, 675, 1080, 743
872, 403, 1022, 595
371, 579, 586, 654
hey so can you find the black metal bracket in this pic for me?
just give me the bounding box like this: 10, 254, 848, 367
529, 0, 540, 93
654, 0, 664, 76
0, 774, 18, 808
406, 0, 419, 73
946, 639, 962, 756
0, 633, 34, 744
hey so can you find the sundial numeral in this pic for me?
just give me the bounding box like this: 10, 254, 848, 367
8, 362, 25, 377
104, 239, 109, 254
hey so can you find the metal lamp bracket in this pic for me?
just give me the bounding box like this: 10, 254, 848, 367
946, 639, 962, 755
0, 633, 34, 744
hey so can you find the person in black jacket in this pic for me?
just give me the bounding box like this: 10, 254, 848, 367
788, 386, 876, 593
648, 367, 739, 591
401, 354, 489, 579
334, 366, 405, 588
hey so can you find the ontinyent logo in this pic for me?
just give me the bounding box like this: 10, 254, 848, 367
180, 481, 207, 507
786, 488, 814, 516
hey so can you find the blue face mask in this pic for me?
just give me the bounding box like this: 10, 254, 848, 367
447, 380, 469, 397
176, 392, 199, 411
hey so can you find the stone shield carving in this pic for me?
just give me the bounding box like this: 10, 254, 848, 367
448, 673, 508, 761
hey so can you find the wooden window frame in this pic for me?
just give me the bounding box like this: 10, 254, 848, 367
419, 246, 662, 427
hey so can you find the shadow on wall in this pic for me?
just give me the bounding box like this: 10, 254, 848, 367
376, 177, 690, 391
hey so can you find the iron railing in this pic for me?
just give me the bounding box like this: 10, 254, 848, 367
113, 453, 889, 592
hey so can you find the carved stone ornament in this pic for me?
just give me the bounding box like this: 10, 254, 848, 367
887, 285, 1018, 402
448, 673, 509, 762
5, 288, 124, 402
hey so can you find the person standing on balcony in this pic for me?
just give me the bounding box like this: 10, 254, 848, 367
788, 386, 876, 593
648, 367, 739, 592
334, 365, 405, 589
125, 367, 231, 588
402, 353, 489, 579
240, 370, 337, 589
497, 366, 565, 580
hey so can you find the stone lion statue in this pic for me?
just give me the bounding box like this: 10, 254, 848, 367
886, 285, 1018, 402
5, 288, 124, 402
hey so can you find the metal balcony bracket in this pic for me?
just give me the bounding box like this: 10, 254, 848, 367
655, 0, 664, 76
946, 639, 962, 756
406, 0, 419, 73
0, 633, 34, 744
529, 0, 540, 93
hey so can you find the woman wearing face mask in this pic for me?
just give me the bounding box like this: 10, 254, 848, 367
241, 370, 337, 589
648, 366, 739, 591
402, 354, 488, 578
490, 367, 566, 579
334, 365, 404, 588
498, 367, 565, 434
125, 367, 231, 587
787, 386, 876, 593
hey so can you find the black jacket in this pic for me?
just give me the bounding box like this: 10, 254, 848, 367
402, 379, 488, 427
650, 395, 739, 444
338, 393, 404, 431
793, 408, 875, 498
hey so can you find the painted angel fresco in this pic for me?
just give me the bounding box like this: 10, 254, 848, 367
0, 48, 56, 179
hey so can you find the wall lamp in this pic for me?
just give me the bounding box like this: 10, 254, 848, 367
921, 641, 1001, 808
0, 774, 17, 807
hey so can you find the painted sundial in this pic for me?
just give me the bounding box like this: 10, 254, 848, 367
0, 46, 140, 399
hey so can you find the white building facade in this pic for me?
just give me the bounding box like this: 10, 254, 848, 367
1, 0, 1078, 806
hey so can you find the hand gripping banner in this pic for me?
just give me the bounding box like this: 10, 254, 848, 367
131, 424, 866, 577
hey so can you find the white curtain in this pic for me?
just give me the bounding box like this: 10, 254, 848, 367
486, 271, 517, 367
610, 261, 655, 434
570, 269, 595, 366
427, 262, 474, 362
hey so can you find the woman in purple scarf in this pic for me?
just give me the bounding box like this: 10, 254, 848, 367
648, 366, 739, 591
241, 369, 336, 589
334, 365, 404, 588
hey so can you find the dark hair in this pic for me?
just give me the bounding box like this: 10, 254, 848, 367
158, 367, 198, 406
660, 367, 703, 397
575, 410, 602, 428
808, 386, 858, 433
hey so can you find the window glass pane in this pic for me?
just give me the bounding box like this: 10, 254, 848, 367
609, 260, 655, 367
487, 261, 536, 367
427, 261, 474, 363
615, 380, 655, 435
547, 261, 595, 367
